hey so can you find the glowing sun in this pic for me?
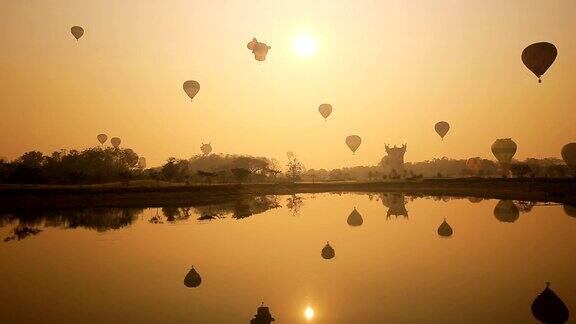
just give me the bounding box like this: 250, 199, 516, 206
293, 34, 317, 58
304, 306, 315, 320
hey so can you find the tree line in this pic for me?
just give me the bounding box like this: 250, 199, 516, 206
0, 147, 572, 185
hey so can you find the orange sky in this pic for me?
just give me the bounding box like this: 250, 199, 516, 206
0, 0, 575, 169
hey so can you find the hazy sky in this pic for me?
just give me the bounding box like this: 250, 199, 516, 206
1, 0, 575, 169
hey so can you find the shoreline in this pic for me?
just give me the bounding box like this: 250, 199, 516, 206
1, 178, 575, 211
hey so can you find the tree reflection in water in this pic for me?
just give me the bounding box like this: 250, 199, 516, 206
150, 195, 281, 223
1, 207, 144, 242
285, 194, 304, 216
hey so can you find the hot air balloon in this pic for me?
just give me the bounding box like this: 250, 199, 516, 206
318, 104, 332, 120
493, 200, 519, 223
200, 143, 212, 155
110, 137, 121, 148
531, 282, 569, 324
346, 135, 361, 154
184, 266, 202, 288
138, 157, 146, 169
437, 219, 453, 237
183, 80, 200, 101
522, 42, 558, 83
247, 38, 271, 61
321, 242, 335, 260
492, 138, 517, 174
561, 143, 576, 175
70, 26, 84, 41
347, 208, 363, 226
97, 134, 107, 145
466, 157, 483, 176
434, 121, 450, 140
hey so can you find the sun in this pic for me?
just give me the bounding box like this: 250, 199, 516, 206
293, 34, 317, 58
304, 306, 315, 320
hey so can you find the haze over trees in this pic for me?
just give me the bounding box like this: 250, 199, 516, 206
0, 146, 572, 185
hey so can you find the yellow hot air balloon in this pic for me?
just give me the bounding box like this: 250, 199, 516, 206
183, 80, 200, 101
437, 219, 453, 237
200, 143, 212, 155
347, 208, 363, 226
345, 135, 361, 154
110, 137, 121, 148
321, 242, 335, 260
70, 26, 84, 41
434, 121, 450, 140
97, 134, 107, 145
561, 143, 576, 174
493, 200, 519, 223
492, 138, 517, 174
184, 266, 202, 288
318, 104, 332, 120
522, 42, 558, 83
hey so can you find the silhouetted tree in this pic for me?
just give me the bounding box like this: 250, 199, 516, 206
231, 168, 251, 183
286, 154, 305, 181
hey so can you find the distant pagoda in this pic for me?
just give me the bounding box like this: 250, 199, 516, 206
382, 144, 407, 177
251, 303, 275, 324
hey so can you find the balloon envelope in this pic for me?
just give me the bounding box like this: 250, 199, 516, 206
71, 26, 84, 40
200, 143, 212, 155
97, 134, 107, 145
434, 121, 450, 139
494, 200, 519, 223
491, 138, 517, 165
321, 242, 335, 259
522, 42, 557, 83
561, 143, 576, 174
318, 104, 333, 120
110, 137, 121, 148
183, 80, 200, 100
248, 38, 270, 61
345, 135, 361, 154
347, 208, 363, 226
184, 267, 202, 288
437, 219, 453, 237
531, 282, 569, 324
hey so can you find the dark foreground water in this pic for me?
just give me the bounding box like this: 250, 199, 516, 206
1, 193, 575, 323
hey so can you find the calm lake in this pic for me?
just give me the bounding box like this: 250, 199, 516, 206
1, 193, 575, 323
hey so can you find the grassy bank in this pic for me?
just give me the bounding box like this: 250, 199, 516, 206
1, 178, 575, 211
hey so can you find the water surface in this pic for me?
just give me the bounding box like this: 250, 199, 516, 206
1, 193, 574, 323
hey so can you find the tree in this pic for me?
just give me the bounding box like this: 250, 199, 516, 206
286, 154, 305, 181
161, 158, 179, 182
231, 168, 251, 183
510, 163, 531, 178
